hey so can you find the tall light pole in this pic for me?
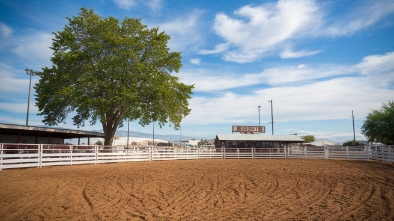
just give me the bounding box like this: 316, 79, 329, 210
258, 105, 261, 126
25, 69, 36, 126
269, 100, 274, 135
352, 111, 355, 145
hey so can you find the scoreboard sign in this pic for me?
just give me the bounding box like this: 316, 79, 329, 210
232, 126, 265, 133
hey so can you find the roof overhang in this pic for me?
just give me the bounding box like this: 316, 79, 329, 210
0, 123, 104, 139
216, 134, 304, 142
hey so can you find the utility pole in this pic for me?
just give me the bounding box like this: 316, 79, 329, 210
258, 105, 261, 126
352, 111, 355, 145
25, 69, 36, 126
269, 100, 274, 135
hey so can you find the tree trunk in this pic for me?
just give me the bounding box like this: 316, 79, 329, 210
103, 123, 117, 146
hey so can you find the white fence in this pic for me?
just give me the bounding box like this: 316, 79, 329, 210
1, 144, 393, 170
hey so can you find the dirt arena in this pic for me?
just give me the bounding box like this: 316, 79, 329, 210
0, 159, 393, 220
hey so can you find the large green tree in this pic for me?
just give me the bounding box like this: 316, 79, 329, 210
361, 101, 394, 144
301, 135, 315, 143
35, 8, 193, 145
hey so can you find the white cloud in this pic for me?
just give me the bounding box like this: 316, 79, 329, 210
355, 52, 394, 83
11, 32, 53, 67
180, 69, 260, 92
207, 0, 321, 63
146, 0, 162, 11
204, 0, 394, 63
180, 64, 355, 92
190, 58, 201, 65
180, 51, 394, 127
0, 64, 30, 96
323, 1, 394, 36
0, 102, 35, 113
199, 43, 230, 55
260, 64, 355, 86
112, 0, 162, 11
113, 0, 137, 10
184, 76, 392, 126
280, 47, 321, 59
0, 23, 12, 37
158, 10, 203, 52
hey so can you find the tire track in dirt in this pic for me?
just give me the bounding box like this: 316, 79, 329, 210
5, 182, 61, 220
1, 160, 393, 220
82, 187, 93, 209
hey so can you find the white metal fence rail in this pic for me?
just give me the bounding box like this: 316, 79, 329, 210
1, 144, 393, 170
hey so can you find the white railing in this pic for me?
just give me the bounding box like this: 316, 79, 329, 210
0, 144, 393, 170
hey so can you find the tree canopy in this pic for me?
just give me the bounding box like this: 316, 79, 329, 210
361, 101, 394, 144
301, 135, 315, 143
35, 8, 194, 145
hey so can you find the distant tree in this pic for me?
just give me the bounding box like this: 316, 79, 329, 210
95, 140, 103, 145
361, 101, 394, 144
343, 140, 362, 146
301, 135, 315, 143
35, 8, 193, 146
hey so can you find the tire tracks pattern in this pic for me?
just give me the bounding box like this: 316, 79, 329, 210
0, 160, 393, 220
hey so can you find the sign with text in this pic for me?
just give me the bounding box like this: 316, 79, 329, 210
232, 126, 265, 133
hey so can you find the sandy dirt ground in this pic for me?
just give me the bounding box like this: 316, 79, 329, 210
0, 159, 393, 220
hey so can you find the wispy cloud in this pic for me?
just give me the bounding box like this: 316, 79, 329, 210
280, 46, 321, 59
323, 1, 394, 36
185, 76, 392, 125
157, 9, 204, 52
0, 64, 30, 97
180, 51, 394, 127
112, 0, 162, 11
204, 0, 394, 63
355, 52, 394, 83
190, 58, 201, 65
207, 0, 321, 63
180, 63, 356, 92
11, 32, 53, 68
0, 22, 12, 37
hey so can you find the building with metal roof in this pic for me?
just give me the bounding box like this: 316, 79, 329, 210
0, 123, 104, 144
215, 134, 304, 149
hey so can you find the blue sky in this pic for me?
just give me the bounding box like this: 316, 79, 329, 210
1, 0, 393, 143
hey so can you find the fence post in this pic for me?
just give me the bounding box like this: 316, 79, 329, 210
346, 146, 349, 159
304, 146, 307, 159
150, 146, 153, 161
284, 146, 287, 159
324, 146, 328, 159
39, 144, 43, 168
117, 146, 120, 163
222, 147, 225, 159
95, 145, 98, 164
69, 145, 72, 166
0, 144, 3, 170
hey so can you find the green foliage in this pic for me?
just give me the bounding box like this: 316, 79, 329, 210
95, 140, 103, 145
361, 101, 394, 144
301, 135, 315, 143
35, 8, 193, 145
342, 140, 362, 146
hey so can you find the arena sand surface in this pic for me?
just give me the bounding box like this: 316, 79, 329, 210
0, 159, 393, 220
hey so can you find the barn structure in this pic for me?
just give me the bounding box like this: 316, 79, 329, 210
215, 134, 304, 149
0, 123, 104, 144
